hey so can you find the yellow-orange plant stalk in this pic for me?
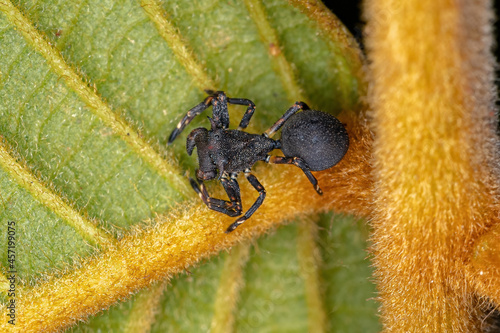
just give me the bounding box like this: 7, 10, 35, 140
364, 0, 500, 331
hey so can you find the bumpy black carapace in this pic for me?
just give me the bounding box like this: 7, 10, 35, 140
168, 91, 349, 232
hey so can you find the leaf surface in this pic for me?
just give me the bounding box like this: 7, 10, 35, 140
0, 0, 378, 331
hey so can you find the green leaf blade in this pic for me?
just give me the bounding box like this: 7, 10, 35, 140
0, 0, 378, 331
0, 167, 94, 280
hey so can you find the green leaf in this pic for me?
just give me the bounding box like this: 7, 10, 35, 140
0, 0, 378, 331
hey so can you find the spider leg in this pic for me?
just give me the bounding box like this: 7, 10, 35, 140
190, 174, 242, 217
226, 98, 256, 130
226, 169, 266, 233
264, 101, 310, 138
211, 91, 230, 129
219, 174, 242, 213
168, 95, 214, 144
268, 156, 323, 195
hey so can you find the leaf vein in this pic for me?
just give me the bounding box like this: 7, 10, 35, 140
56, 0, 89, 50
123, 282, 166, 333
244, 0, 306, 103
47, 111, 98, 180
102, 18, 150, 83
139, 0, 217, 91
35, 92, 69, 149
210, 243, 251, 333
297, 218, 328, 332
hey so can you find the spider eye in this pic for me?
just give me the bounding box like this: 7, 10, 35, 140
196, 169, 216, 181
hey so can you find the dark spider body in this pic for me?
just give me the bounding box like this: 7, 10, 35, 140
168, 91, 349, 232
189, 126, 277, 180
281, 110, 349, 171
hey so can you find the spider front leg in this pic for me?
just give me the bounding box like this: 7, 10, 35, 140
168, 95, 214, 144
226, 169, 266, 233
268, 156, 323, 195
190, 174, 242, 217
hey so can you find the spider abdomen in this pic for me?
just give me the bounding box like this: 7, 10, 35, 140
280, 110, 349, 171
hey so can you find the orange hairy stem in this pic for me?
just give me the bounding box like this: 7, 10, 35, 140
364, 0, 500, 331
318, 112, 374, 216
468, 222, 500, 311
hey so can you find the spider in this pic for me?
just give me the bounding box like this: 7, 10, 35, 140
168, 91, 349, 232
